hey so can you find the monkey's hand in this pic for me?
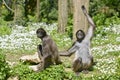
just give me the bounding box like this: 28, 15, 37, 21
81, 5, 87, 16
81, 5, 85, 10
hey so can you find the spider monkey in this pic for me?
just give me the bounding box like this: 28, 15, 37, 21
33, 28, 62, 71
59, 5, 96, 74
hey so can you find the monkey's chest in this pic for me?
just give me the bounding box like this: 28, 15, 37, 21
75, 45, 89, 58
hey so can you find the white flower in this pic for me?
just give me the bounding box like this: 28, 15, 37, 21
116, 37, 120, 42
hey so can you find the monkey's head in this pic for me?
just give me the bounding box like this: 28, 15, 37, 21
36, 28, 47, 39
76, 30, 85, 42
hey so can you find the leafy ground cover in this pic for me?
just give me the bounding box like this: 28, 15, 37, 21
0, 23, 120, 80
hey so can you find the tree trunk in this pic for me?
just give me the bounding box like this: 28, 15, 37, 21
73, 0, 89, 41
58, 0, 68, 33
14, 0, 24, 25
68, 0, 73, 15
36, 0, 40, 22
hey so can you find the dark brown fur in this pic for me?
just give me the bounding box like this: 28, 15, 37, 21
36, 28, 62, 71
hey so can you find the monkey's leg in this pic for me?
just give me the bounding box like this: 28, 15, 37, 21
28, 54, 53, 72
43, 54, 54, 69
54, 54, 62, 65
82, 58, 94, 74
72, 58, 82, 74
29, 62, 44, 72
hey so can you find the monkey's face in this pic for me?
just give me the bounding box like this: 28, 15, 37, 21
36, 28, 46, 38
76, 30, 85, 41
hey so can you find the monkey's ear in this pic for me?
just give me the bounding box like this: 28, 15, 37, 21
81, 5, 85, 10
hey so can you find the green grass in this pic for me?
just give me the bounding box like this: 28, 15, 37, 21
0, 25, 12, 36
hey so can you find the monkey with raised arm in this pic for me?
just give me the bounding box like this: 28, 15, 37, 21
60, 5, 96, 74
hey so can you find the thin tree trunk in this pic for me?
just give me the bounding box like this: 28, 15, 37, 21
13, 0, 24, 25
13, 0, 17, 23
73, 0, 89, 41
68, 0, 73, 15
2, 0, 14, 12
58, 0, 68, 33
36, 0, 40, 22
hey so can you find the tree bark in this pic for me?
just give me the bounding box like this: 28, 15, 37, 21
36, 0, 40, 22
68, 0, 73, 15
58, 0, 68, 33
14, 0, 24, 25
73, 0, 89, 41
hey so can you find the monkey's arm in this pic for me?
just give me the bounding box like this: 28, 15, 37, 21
59, 42, 79, 56
37, 44, 43, 59
59, 51, 73, 56
81, 5, 96, 41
